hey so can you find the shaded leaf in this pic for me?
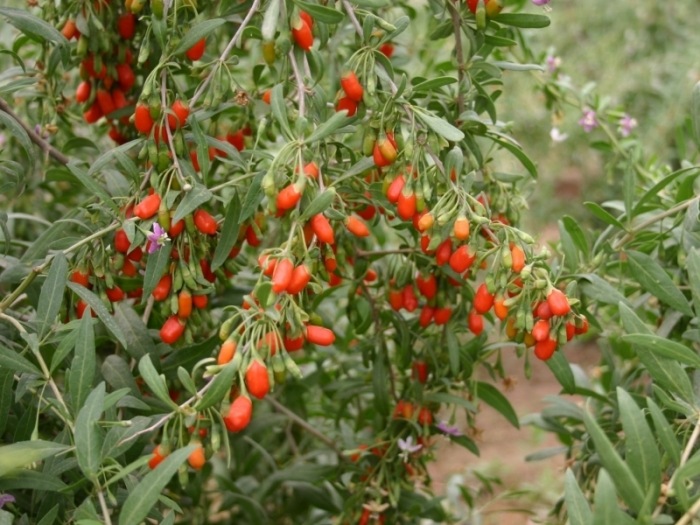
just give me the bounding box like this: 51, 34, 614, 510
211, 192, 241, 271
0, 344, 39, 375
475, 381, 519, 428
565, 469, 592, 525
69, 313, 96, 413
0, 440, 70, 476
113, 303, 156, 360
627, 250, 693, 316
622, 334, 700, 368
142, 242, 172, 300
74, 382, 105, 479
67, 282, 127, 347
36, 252, 68, 337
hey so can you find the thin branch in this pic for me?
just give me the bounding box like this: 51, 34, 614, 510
265, 396, 343, 456
676, 496, 700, 525
356, 248, 419, 258
190, 0, 262, 108
97, 490, 113, 525
0, 97, 70, 165
341, 0, 363, 37
288, 50, 306, 118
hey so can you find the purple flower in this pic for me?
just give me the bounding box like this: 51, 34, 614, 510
397, 436, 422, 461
618, 114, 638, 137
0, 494, 15, 509
532, 0, 551, 5
550, 127, 568, 143
545, 55, 561, 74
436, 421, 462, 436
147, 223, 169, 254
578, 108, 599, 133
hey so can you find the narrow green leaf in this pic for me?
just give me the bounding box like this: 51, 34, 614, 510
138, 354, 178, 409
647, 398, 681, 467
194, 359, 239, 411
491, 61, 544, 72
112, 303, 157, 360
485, 132, 537, 179
292, 1, 344, 23
415, 109, 464, 141
211, 192, 241, 271
618, 302, 652, 334
687, 249, 700, 317
239, 171, 265, 224
0, 470, 67, 493
142, 242, 172, 300
493, 12, 550, 28
616, 388, 661, 502
372, 352, 390, 417
564, 469, 593, 525
0, 108, 34, 167
118, 445, 196, 525
0, 344, 40, 374
692, 81, 700, 150
475, 381, 519, 428
69, 313, 96, 413
0, 7, 67, 44
307, 111, 352, 143
622, 334, 700, 368
446, 329, 460, 375
74, 382, 105, 479
172, 183, 213, 223
271, 84, 294, 140
584, 202, 626, 230
627, 250, 693, 316
102, 355, 140, 397
424, 392, 476, 413
298, 188, 337, 222
0, 440, 70, 476
578, 273, 631, 307
0, 369, 11, 436
582, 409, 645, 513
261, 0, 280, 41
87, 140, 141, 178
173, 19, 226, 54
561, 216, 589, 257
50, 322, 80, 372
545, 351, 576, 394
36, 252, 68, 336
65, 160, 115, 208
20, 215, 74, 262
593, 469, 636, 525
67, 282, 127, 347
412, 76, 457, 93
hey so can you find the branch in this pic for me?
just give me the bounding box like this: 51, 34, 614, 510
0, 97, 70, 165
288, 50, 306, 119
341, 0, 363, 37
448, 2, 466, 116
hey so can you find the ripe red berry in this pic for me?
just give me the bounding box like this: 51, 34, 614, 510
547, 288, 571, 316
193, 209, 218, 235
186, 38, 206, 61
340, 71, 364, 102
224, 395, 253, 432
160, 315, 185, 345
134, 104, 154, 134
245, 359, 270, 399
473, 283, 494, 314
305, 325, 335, 346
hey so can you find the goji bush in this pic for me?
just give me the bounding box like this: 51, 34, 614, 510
5, 0, 695, 523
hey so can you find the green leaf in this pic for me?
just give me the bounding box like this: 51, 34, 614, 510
271, 84, 294, 140
0, 369, 12, 436
618, 302, 652, 334
411, 76, 457, 93
173, 19, 226, 54
194, 359, 239, 411
0, 440, 70, 477
65, 161, 116, 209
647, 398, 681, 467
0, 344, 40, 375
493, 12, 550, 28
564, 469, 592, 525
74, 382, 105, 479
593, 469, 636, 525
475, 381, 519, 428
0, 7, 68, 44
561, 216, 589, 257
423, 392, 476, 413
582, 408, 645, 513
87, 140, 141, 179
485, 132, 537, 179
239, 171, 265, 224
307, 111, 352, 143
292, 1, 344, 24
172, 183, 213, 223
138, 354, 178, 409
616, 388, 661, 503
687, 249, 700, 317
0, 470, 67, 493
298, 188, 337, 222
414, 109, 464, 141
142, 242, 172, 300
69, 313, 96, 413
261, 0, 280, 40
491, 61, 544, 72
211, 192, 241, 271
67, 282, 128, 347
36, 252, 68, 337
622, 334, 700, 368
102, 355, 140, 397
118, 445, 196, 525
637, 349, 694, 403
584, 202, 626, 230
578, 273, 631, 307
627, 250, 693, 316
112, 303, 157, 360
0, 106, 34, 168
372, 352, 390, 417
545, 351, 576, 394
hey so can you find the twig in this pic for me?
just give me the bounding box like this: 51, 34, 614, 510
97, 490, 113, 525
161, 69, 187, 187
190, 0, 262, 108
0, 97, 70, 165
288, 50, 306, 118
265, 396, 343, 455
341, 0, 363, 37
356, 248, 419, 258
676, 496, 700, 525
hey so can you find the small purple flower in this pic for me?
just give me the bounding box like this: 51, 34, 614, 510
618, 114, 638, 137
436, 421, 462, 437
0, 494, 15, 509
578, 108, 599, 133
147, 223, 169, 254
545, 55, 561, 74
532, 0, 551, 5
397, 436, 422, 461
